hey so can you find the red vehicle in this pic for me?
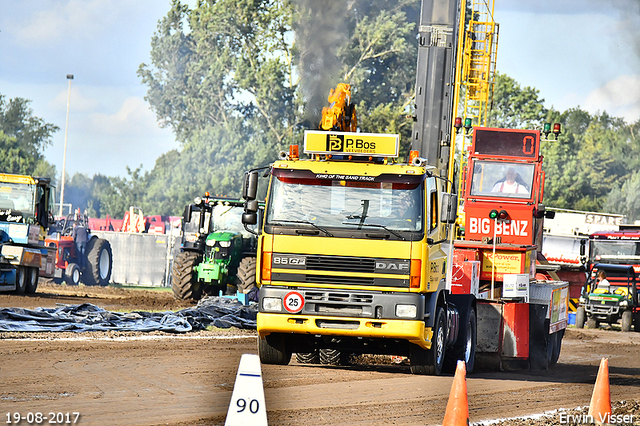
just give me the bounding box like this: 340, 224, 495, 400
452, 127, 569, 369
45, 213, 113, 286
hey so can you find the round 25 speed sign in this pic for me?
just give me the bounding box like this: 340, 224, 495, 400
283, 291, 304, 313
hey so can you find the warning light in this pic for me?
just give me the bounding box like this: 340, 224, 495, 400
464, 118, 472, 134
489, 209, 509, 221
205, 192, 210, 198
543, 123, 551, 139
552, 123, 561, 140
454, 117, 463, 134
409, 150, 419, 164
289, 144, 299, 160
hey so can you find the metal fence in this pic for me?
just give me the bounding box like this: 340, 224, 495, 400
93, 231, 181, 287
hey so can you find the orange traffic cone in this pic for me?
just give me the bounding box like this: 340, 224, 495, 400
588, 357, 611, 424
443, 360, 470, 426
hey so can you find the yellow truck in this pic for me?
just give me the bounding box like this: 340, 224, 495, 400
0, 173, 56, 293
242, 131, 459, 374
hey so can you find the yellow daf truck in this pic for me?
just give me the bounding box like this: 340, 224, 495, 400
242, 129, 460, 375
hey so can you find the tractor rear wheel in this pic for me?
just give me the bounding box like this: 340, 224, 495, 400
84, 238, 113, 286
237, 256, 257, 293
172, 251, 203, 300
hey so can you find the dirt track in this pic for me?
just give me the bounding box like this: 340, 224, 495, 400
1, 283, 640, 426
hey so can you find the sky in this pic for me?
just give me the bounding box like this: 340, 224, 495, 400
1, 0, 640, 179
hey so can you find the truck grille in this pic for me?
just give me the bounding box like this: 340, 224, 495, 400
306, 274, 374, 286
304, 291, 374, 304
306, 255, 375, 273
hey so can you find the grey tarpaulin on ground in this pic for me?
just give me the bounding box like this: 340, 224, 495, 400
0, 296, 257, 332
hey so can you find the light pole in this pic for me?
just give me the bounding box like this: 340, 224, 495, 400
58, 74, 74, 218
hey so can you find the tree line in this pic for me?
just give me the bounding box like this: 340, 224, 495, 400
2, 0, 640, 222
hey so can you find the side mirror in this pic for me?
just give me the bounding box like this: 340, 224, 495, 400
243, 171, 258, 201
185, 204, 193, 223
580, 239, 586, 257
440, 193, 458, 224
242, 200, 259, 225
242, 212, 258, 225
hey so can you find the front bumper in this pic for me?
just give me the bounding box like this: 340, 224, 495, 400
257, 286, 432, 349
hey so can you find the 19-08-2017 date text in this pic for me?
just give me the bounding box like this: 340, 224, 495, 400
5, 412, 80, 424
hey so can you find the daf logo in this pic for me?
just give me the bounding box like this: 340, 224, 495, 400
376, 261, 409, 271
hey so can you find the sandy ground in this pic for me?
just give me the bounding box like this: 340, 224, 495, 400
1, 282, 639, 426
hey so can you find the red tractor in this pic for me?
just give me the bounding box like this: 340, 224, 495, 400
45, 213, 113, 286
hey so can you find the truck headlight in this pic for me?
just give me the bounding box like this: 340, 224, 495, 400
262, 297, 282, 312
395, 304, 417, 318
579, 296, 586, 304
620, 299, 629, 308
219, 240, 231, 248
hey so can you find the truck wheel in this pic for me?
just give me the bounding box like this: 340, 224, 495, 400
319, 348, 350, 366
84, 238, 112, 286
586, 317, 598, 329
64, 263, 81, 286
550, 329, 564, 366
171, 251, 203, 300
258, 335, 291, 365
410, 307, 446, 375
575, 307, 586, 329
25, 267, 39, 294
295, 350, 320, 364
444, 308, 476, 374
621, 310, 633, 332
14, 266, 27, 294
237, 256, 257, 293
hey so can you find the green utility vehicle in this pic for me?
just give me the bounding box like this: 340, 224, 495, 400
171, 195, 261, 300
575, 263, 640, 332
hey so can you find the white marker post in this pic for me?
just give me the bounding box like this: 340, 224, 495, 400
224, 354, 268, 426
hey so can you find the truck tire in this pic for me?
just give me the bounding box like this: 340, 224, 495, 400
621, 310, 633, 332
258, 335, 291, 365
319, 348, 350, 366
575, 307, 586, 329
444, 307, 476, 374
64, 263, 81, 286
25, 267, 38, 294
84, 238, 112, 286
550, 329, 564, 366
172, 251, 203, 300
296, 350, 320, 364
410, 307, 446, 375
14, 266, 27, 294
586, 317, 598, 329
237, 256, 257, 293
635, 313, 640, 333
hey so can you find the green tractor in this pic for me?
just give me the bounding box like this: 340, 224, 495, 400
575, 263, 640, 332
171, 195, 261, 300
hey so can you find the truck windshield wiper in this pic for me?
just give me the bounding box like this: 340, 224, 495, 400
341, 220, 406, 241
270, 219, 334, 237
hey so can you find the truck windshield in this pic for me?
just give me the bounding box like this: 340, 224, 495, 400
469, 160, 534, 199
266, 170, 424, 233
0, 182, 36, 223
212, 205, 256, 238
591, 240, 640, 263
